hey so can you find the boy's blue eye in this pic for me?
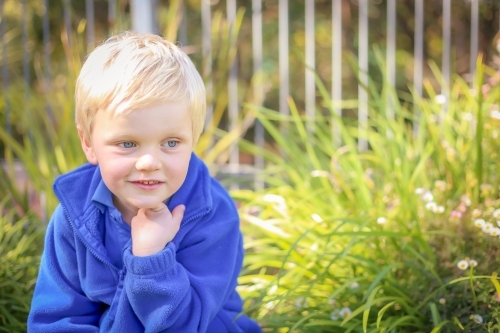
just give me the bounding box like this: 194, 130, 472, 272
120, 142, 135, 148
167, 141, 177, 148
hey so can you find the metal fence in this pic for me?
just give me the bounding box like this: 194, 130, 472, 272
0, 0, 498, 187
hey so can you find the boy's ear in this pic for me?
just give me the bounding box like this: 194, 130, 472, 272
78, 127, 98, 165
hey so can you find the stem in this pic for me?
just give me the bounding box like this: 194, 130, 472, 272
475, 60, 484, 203
469, 267, 478, 313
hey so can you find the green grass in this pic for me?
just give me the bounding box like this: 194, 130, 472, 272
235, 56, 500, 332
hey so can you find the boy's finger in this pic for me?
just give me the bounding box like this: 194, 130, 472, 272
148, 202, 167, 213
171, 205, 186, 224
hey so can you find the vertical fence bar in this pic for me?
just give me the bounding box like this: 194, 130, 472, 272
279, 0, 289, 134
43, 0, 51, 90
63, 0, 72, 44
386, 0, 395, 122
1, 0, 9, 134
43, 0, 53, 126
442, 0, 451, 114
201, 0, 213, 130
413, 0, 423, 137
358, 0, 369, 151
179, 1, 188, 46
252, 0, 264, 189
86, 0, 95, 49
22, 0, 30, 101
227, 0, 239, 186
108, 0, 117, 31
131, 0, 157, 33
470, 0, 478, 86
305, 0, 315, 134
332, 0, 342, 147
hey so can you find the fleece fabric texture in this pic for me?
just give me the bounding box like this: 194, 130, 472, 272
28, 153, 261, 333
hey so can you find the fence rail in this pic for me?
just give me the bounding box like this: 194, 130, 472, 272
1, 0, 499, 185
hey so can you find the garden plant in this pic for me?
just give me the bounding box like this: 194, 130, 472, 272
1, 9, 500, 333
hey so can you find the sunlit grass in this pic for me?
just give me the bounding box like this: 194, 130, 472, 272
236, 57, 500, 332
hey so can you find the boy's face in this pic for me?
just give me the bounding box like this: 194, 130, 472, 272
79, 101, 193, 221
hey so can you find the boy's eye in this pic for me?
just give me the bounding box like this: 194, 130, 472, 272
119, 142, 135, 148
166, 140, 177, 148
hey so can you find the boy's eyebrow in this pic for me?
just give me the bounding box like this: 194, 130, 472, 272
101, 132, 131, 141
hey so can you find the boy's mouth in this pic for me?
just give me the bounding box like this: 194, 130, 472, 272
133, 180, 161, 185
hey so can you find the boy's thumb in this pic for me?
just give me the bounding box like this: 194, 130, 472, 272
171, 205, 186, 224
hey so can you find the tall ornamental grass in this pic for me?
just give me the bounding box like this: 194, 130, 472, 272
236, 56, 500, 332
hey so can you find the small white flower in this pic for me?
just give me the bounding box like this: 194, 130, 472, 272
377, 217, 387, 225
491, 110, 500, 120
327, 298, 337, 306
339, 307, 352, 318
330, 309, 339, 320
493, 209, 500, 219
472, 209, 482, 218
474, 219, 486, 228
435, 94, 447, 105
435, 180, 447, 192
349, 282, 359, 289
497, 221, 500, 228
439, 298, 446, 305
310, 170, 330, 178
463, 113, 474, 121
461, 195, 471, 206
422, 191, 434, 202
414, 188, 425, 195
312, 213, 323, 223
457, 260, 469, 270
480, 184, 493, 193
482, 222, 494, 234
471, 314, 483, 324
434, 205, 445, 214
469, 259, 478, 268
425, 202, 437, 211
295, 297, 308, 308
490, 228, 500, 237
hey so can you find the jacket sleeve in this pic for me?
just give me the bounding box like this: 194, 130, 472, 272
122, 198, 245, 333
28, 205, 101, 333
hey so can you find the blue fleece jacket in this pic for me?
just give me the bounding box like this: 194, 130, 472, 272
28, 154, 261, 333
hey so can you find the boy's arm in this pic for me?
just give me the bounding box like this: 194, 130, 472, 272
28, 205, 101, 333
122, 201, 245, 333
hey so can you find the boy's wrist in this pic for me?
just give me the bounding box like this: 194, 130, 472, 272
124, 242, 177, 276
132, 244, 167, 257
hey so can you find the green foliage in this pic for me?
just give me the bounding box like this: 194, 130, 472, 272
236, 56, 500, 331
0, 198, 44, 333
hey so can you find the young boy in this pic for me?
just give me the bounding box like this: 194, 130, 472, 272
28, 32, 261, 333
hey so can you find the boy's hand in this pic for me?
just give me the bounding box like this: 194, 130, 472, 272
130, 204, 185, 257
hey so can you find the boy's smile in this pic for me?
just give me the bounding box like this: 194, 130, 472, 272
79, 101, 193, 224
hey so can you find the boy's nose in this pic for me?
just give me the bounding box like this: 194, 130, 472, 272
135, 153, 161, 171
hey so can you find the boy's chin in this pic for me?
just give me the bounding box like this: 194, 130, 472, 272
130, 200, 168, 211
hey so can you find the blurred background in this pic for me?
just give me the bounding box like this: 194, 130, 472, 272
3, 1, 500, 332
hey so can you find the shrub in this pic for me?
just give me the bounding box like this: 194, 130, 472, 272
0, 199, 44, 332
236, 58, 500, 332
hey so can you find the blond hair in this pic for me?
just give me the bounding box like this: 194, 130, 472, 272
75, 31, 206, 143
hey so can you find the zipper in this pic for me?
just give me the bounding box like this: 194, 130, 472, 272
180, 208, 211, 228
55, 191, 118, 272
108, 268, 127, 321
